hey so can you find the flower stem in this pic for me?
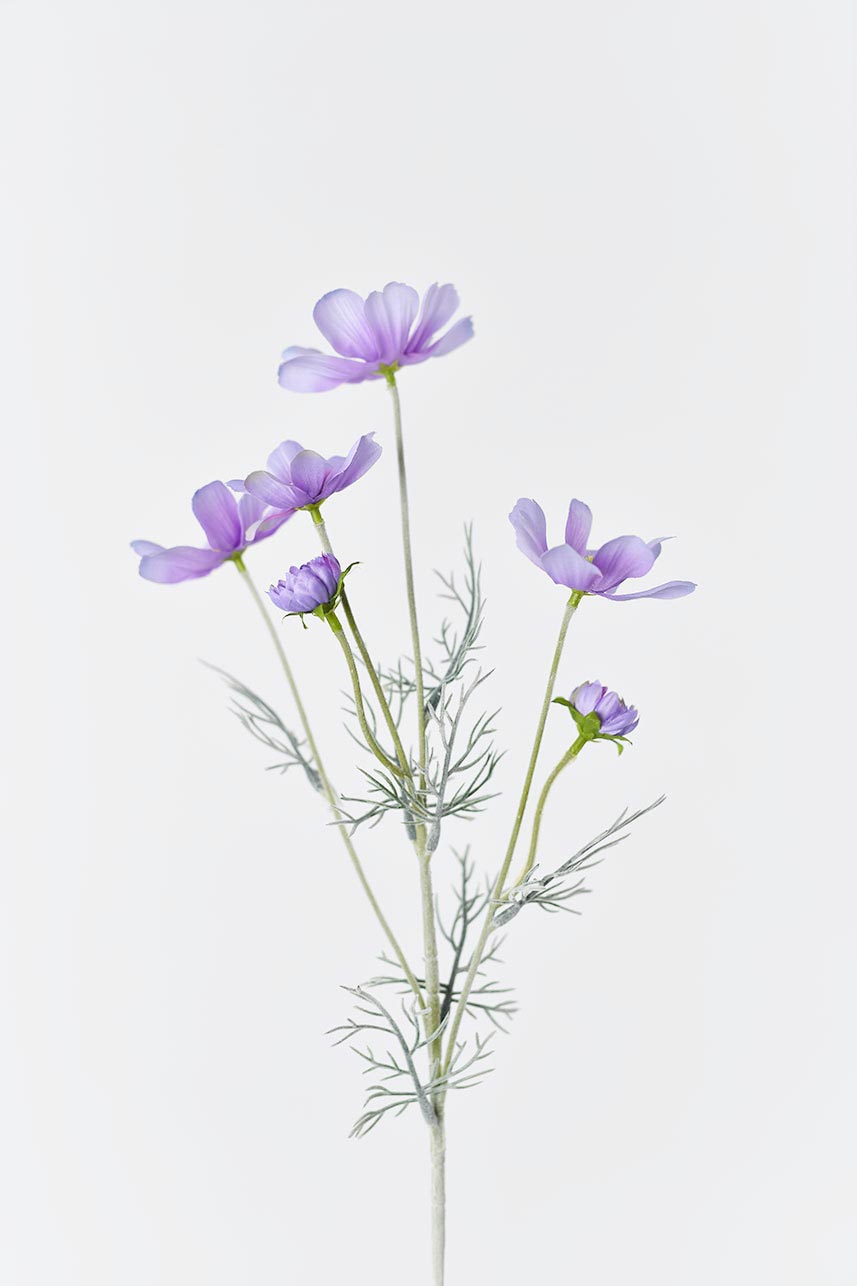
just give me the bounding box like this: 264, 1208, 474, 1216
417, 834, 445, 1285
386, 373, 428, 782
324, 609, 405, 779
440, 597, 579, 1075
511, 735, 587, 889
232, 555, 423, 1004
307, 506, 411, 779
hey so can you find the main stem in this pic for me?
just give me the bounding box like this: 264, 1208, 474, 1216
440, 597, 579, 1074
383, 375, 443, 1283
233, 556, 423, 1004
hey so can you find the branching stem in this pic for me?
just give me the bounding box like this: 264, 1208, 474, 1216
440, 596, 579, 1074
232, 555, 423, 1004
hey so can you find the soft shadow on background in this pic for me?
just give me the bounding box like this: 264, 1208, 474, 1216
2, 1, 855, 1282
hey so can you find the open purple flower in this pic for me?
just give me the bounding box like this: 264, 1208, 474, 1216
243, 434, 381, 532
569, 681, 639, 736
277, 282, 473, 392
132, 482, 280, 584
510, 498, 695, 601
268, 554, 342, 616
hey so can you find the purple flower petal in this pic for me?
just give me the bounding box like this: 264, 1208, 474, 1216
591, 535, 656, 590
244, 470, 302, 510
565, 499, 593, 555
406, 283, 460, 354
594, 690, 622, 723
277, 349, 370, 393
364, 282, 420, 365
602, 580, 697, 601
313, 289, 379, 360
509, 498, 549, 565
238, 491, 266, 537
647, 535, 671, 559
541, 544, 603, 592
266, 439, 304, 477
138, 545, 226, 584
600, 705, 639, 736
191, 481, 242, 552
330, 432, 382, 493
130, 540, 165, 557
570, 681, 605, 715
289, 449, 333, 501
427, 316, 474, 357
256, 509, 296, 538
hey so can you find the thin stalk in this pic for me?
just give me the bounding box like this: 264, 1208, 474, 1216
440, 596, 579, 1074
307, 506, 411, 779
385, 372, 428, 780
511, 735, 586, 889
324, 610, 404, 779
232, 555, 423, 1004
418, 836, 445, 1286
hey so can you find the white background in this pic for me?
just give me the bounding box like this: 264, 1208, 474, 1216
2, 2, 855, 1282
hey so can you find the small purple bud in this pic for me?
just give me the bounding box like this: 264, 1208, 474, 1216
268, 553, 342, 615
570, 680, 639, 738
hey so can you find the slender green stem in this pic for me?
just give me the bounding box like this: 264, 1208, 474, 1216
324, 609, 404, 778
233, 556, 423, 1004
386, 373, 428, 781
307, 506, 411, 778
512, 735, 586, 889
440, 597, 579, 1074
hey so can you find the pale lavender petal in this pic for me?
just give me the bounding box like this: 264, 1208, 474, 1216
509, 498, 549, 565
227, 479, 246, 492
138, 545, 225, 583
600, 705, 639, 736
313, 289, 379, 359
288, 449, 333, 501
647, 535, 672, 560
428, 316, 474, 357
256, 510, 296, 538
565, 499, 593, 555
238, 491, 266, 536
192, 481, 242, 552
541, 545, 603, 591
591, 535, 655, 590
364, 282, 420, 364
131, 540, 164, 556
266, 440, 304, 478
278, 350, 370, 393
594, 690, 621, 723
406, 283, 460, 354
329, 433, 382, 493
571, 681, 605, 715
602, 580, 696, 601
244, 470, 302, 510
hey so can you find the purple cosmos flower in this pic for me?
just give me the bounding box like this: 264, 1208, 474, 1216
268, 554, 342, 615
132, 482, 280, 584
509, 498, 695, 601
243, 434, 381, 533
570, 681, 640, 737
277, 282, 473, 392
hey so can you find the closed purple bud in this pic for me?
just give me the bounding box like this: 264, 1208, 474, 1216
268, 553, 342, 615
570, 680, 639, 738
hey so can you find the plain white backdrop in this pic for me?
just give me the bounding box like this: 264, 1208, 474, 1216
2, 1, 855, 1282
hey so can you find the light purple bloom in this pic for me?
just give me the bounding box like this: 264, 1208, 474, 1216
132, 482, 280, 584
243, 434, 381, 533
570, 681, 639, 737
268, 554, 342, 615
509, 497, 695, 601
277, 282, 474, 392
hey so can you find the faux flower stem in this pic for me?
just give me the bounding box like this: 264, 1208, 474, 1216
440, 596, 579, 1074
385, 372, 428, 781
307, 506, 411, 779
512, 735, 587, 889
233, 556, 423, 1004
324, 610, 405, 779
